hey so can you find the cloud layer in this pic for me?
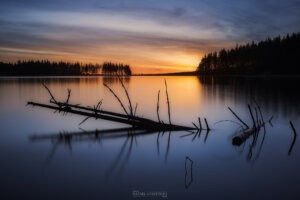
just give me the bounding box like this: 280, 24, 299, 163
1, 0, 299, 73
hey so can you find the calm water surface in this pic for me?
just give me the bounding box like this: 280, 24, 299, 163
0, 76, 299, 200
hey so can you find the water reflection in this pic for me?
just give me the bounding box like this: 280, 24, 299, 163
1, 76, 300, 199
184, 156, 194, 189
198, 76, 300, 117
102, 76, 130, 84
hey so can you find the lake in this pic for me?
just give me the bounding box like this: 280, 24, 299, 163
0, 76, 299, 200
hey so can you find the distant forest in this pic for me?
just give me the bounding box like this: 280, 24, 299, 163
102, 62, 132, 76
0, 60, 132, 76
197, 33, 300, 75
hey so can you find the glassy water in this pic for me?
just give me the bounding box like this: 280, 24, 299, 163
0, 76, 299, 200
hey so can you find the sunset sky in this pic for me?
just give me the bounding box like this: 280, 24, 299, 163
1, 0, 299, 74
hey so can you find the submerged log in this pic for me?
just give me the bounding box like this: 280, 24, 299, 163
232, 116, 272, 146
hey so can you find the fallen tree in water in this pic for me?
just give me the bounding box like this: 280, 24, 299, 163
28, 78, 208, 132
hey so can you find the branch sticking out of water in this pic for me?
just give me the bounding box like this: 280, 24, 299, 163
65, 89, 71, 104
118, 76, 133, 116
204, 118, 210, 131
103, 83, 129, 116
157, 90, 161, 123
41, 82, 58, 104
228, 106, 249, 129
164, 79, 171, 125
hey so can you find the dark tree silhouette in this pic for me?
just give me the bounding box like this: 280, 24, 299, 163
197, 33, 300, 75
102, 62, 132, 76
0, 60, 101, 76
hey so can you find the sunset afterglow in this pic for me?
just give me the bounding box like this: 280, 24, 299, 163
1, 0, 299, 73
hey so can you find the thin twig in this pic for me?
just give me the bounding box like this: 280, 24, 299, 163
204, 118, 210, 131
157, 90, 161, 123
198, 117, 202, 130
65, 89, 71, 104
118, 76, 133, 116
134, 103, 138, 116
41, 82, 57, 104
103, 83, 129, 116
164, 79, 171, 125
228, 106, 249, 129
192, 122, 199, 130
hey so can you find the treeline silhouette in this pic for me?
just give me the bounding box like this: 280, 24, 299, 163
0, 60, 132, 76
197, 33, 300, 75
102, 62, 132, 76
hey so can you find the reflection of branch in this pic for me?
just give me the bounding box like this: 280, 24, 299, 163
165, 132, 171, 161
288, 121, 297, 156
157, 132, 161, 156
185, 156, 194, 189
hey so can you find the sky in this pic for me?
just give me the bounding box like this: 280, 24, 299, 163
0, 0, 299, 74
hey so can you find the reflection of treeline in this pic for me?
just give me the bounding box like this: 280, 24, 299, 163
0, 60, 132, 76
102, 62, 132, 76
197, 33, 300, 75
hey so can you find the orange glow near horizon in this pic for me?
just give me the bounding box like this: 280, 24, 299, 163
0, 46, 204, 74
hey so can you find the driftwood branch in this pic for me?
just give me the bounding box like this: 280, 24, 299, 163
164, 79, 171, 125
232, 116, 273, 146
103, 83, 129, 116
204, 118, 210, 131
198, 117, 202, 130
118, 76, 133, 116
41, 82, 58, 104
228, 106, 249, 129
156, 90, 161, 123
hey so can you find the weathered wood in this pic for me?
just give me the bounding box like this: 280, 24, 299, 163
27, 101, 195, 131
232, 117, 272, 146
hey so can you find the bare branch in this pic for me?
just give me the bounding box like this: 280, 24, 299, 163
156, 90, 161, 123
65, 89, 71, 104
40, 82, 57, 104
118, 76, 133, 116
134, 103, 138, 116
198, 117, 202, 130
164, 79, 171, 125
204, 118, 210, 131
103, 83, 129, 116
228, 106, 249, 129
